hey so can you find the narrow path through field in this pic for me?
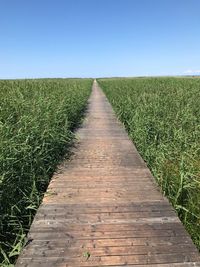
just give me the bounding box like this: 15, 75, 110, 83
16, 80, 200, 266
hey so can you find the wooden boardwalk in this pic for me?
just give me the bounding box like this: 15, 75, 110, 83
16, 81, 200, 267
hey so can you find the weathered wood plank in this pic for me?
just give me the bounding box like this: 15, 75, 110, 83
20, 244, 198, 258
21, 235, 194, 248
17, 253, 200, 266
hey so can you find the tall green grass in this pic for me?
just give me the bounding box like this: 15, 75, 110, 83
0, 78, 92, 266
98, 77, 200, 250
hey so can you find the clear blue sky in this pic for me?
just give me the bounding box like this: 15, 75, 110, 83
1, 0, 200, 78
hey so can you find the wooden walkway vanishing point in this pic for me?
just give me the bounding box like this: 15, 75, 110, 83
16, 81, 200, 267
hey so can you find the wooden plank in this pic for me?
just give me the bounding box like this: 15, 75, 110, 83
22, 236, 195, 252
20, 244, 197, 258
15, 80, 200, 266
34, 209, 176, 219
30, 222, 185, 232
17, 253, 200, 266
37, 203, 173, 213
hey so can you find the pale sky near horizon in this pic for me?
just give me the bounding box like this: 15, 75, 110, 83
1, 0, 200, 78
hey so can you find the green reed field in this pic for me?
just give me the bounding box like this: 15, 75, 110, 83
98, 77, 200, 250
0, 78, 92, 266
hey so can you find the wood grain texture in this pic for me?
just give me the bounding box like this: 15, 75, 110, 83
16, 81, 200, 266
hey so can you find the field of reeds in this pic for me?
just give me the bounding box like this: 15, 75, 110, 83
0, 78, 92, 266
98, 77, 200, 250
